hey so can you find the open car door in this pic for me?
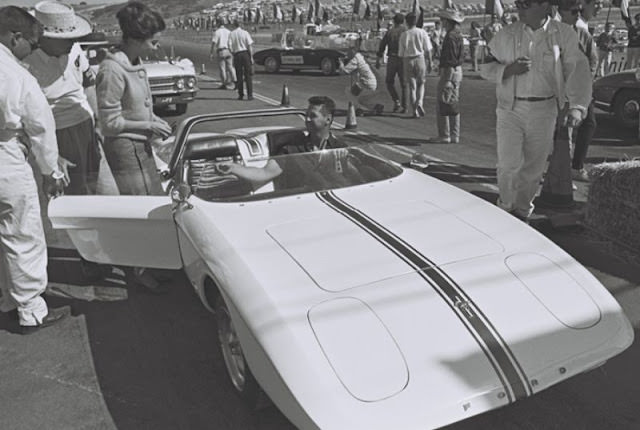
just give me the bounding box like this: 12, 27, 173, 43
49, 196, 182, 269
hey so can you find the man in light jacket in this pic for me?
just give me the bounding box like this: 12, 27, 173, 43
0, 6, 69, 334
480, 0, 591, 222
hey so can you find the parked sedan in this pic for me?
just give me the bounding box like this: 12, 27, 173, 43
593, 69, 640, 127
253, 47, 345, 75
80, 34, 198, 115
49, 109, 633, 430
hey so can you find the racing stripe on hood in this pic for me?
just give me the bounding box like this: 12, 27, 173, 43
316, 190, 532, 403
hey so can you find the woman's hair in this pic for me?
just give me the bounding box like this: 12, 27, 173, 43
116, 1, 165, 41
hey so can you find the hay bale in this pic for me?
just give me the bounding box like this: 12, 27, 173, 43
586, 160, 640, 251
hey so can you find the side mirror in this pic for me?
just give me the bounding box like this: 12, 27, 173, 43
171, 183, 193, 208
409, 152, 430, 170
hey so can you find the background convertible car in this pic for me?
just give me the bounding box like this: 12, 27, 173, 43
253, 47, 345, 75
49, 109, 633, 430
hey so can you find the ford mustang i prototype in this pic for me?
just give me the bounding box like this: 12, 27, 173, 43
253, 48, 345, 75
49, 109, 633, 430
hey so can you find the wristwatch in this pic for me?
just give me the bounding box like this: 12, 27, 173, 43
51, 171, 65, 180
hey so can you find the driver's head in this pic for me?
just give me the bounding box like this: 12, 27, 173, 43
306, 96, 335, 136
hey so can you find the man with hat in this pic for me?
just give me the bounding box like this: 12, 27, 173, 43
431, 9, 465, 144
623, 12, 640, 69
24, 1, 100, 197
0, 6, 70, 333
480, 0, 591, 222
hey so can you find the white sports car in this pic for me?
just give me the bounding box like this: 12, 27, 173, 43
50, 109, 633, 430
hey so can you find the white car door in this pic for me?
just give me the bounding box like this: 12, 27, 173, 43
48, 196, 182, 269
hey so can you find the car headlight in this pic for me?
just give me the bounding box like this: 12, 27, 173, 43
175, 78, 185, 90
187, 77, 196, 88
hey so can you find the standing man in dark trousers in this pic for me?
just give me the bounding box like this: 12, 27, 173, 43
229, 20, 254, 100
562, 0, 598, 182
433, 9, 465, 144
376, 13, 406, 113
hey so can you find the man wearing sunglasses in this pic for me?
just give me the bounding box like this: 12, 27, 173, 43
480, 0, 591, 222
0, 6, 70, 334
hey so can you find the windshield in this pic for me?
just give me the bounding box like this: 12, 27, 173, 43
142, 47, 171, 63
189, 147, 403, 203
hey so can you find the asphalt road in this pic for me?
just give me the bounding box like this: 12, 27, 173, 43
1, 37, 639, 430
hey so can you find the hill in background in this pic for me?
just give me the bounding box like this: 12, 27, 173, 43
90, 0, 508, 27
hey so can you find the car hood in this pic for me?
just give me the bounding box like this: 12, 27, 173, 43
266, 199, 504, 292
144, 60, 195, 78
594, 70, 637, 87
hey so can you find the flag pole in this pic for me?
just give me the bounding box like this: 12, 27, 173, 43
606, 3, 612, 25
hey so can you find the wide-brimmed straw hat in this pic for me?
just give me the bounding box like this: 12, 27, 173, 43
34, 1, 91, 39
438, 9, 465, 24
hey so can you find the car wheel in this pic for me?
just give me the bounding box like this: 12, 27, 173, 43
215, 294, 259, 408
175, 103, 187, 115
264, 56, 280, 73
320, 57, 336, 75
613, 89, 640, 128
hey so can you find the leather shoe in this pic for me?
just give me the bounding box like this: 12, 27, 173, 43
20, 306, 71, 335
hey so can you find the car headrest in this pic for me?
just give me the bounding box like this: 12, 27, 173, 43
267, 129, 307, 156
183, 135, 240, 160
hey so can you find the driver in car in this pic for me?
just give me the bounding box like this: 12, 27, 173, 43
216, 96, 347, 190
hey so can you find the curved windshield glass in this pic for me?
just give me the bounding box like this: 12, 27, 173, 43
189, 147, 403, 202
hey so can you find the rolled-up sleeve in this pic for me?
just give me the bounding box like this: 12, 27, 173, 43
96, 63, 126, 135
21, 78, 59, 175
561, 27, 592, 113
480, 34, 507, 83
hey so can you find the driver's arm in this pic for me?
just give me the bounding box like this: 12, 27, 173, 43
225, 159, 282, 189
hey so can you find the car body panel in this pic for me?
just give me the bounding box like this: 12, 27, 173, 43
48, 196, 182, 269
593, 70, 640, 112
49, 111, 634, 430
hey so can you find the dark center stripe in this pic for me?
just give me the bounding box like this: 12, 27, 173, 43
317, 191, 531, 402
325, 191, 533, 398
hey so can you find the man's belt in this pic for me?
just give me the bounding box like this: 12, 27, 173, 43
515, 96, 555, 102
232, 50, 248, 55
217, 47, 229, 51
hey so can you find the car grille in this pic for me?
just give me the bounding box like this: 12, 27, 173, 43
149, 77, 175, 90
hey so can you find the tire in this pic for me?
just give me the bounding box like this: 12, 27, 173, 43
264, 56, 280, 73
613, 89, 640, 128
215, 294, 260, 408
320, 57, 336, 75
175, 103, 187, 115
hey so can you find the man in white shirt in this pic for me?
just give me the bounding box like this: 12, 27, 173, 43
399, 13, 433, 117
210, 21, 236, 89
23, 2, 99, 196
228, 20, 254, 100
480, 0, 591, 222
0, 6, 69, 334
